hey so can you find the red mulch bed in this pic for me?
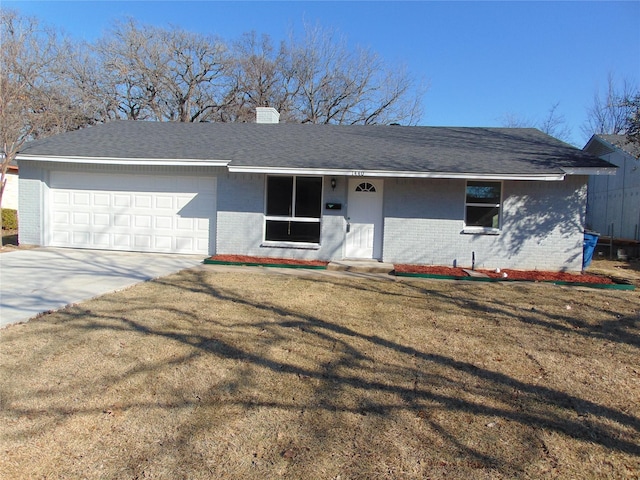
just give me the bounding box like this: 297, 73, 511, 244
394, 264, 615, 284
209, 256, 615, 284
208, 255, 328, 267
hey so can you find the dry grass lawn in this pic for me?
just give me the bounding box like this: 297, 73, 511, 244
1, 266, 639, 479
587, 258, 640, 286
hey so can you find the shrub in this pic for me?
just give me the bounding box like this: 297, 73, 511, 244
2, 208, 18, 230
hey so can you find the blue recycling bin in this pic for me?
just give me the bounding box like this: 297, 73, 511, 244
583, 231, 599, 270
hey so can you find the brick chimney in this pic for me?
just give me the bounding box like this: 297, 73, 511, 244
256, 107, 280, 124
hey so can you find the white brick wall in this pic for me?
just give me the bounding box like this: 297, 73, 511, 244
382, 177, 587, 272
216, 173, 346, 260
17, 162, 47, 245
18, 161, 588, 270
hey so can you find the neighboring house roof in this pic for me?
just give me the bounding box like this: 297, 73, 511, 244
17, 121, 614, 180
0, 155, 18, 172
584, 134, 640, 159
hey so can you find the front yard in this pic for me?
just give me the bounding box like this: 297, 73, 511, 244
1, 266, 638, 479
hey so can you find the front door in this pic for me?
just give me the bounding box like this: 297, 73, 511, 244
345, 178, 384, 259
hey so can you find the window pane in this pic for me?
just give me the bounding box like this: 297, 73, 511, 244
295, 177, 322, 218
466, 181, 501, 204
466, 206, 500, 228
355, 182, 376, 192
266, 176, 293, 216
265, 220, 320, 243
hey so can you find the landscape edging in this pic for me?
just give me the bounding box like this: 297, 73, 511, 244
393, 271, 635, 290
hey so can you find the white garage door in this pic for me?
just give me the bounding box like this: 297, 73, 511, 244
49, 171, 215, 254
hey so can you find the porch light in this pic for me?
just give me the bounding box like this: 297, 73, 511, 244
331, 178, 336, 190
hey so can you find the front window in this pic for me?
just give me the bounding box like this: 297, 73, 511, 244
465, 181, 501, 231
265, 176, 322, 243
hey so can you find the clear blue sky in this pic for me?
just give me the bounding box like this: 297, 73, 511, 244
5, 1, 640, 146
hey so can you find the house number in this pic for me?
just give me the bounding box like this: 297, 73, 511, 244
351, 171, 365, 176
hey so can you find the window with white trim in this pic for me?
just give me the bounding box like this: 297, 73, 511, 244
265, 176, 322, 243
465, 181, 502, 231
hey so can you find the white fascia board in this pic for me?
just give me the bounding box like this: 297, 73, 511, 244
561, 167, 618, 176
15, 154, 230, 167
228, 165, 565, 181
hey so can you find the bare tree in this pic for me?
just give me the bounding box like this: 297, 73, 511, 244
283, 24, 424, 125
0, 10, 95, 243
582, 73, 638, 139
92, 20, 424, 126
499, 102, 572, 143
221, 31, 293, 122
498, 112, 533, 129
538, 102, 572, 143
94, 19, 229, 122
94, 19, 173, 121
160, 26, 229, 122
63, 41, 120, 122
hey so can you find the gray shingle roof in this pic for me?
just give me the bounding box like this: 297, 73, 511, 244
590, 134, 640, 159
18, 120, 612, 175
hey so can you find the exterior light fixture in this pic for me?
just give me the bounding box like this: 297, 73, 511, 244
331, 178, 336, 190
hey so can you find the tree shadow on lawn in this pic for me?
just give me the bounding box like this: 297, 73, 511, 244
273, 270, 640, 349
2, 268, 639, 477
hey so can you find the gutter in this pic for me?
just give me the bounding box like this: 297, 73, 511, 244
15, 154, 230, 167
561, 167, 617, 176
227, 165, 567, 181
15, 155, 615, 179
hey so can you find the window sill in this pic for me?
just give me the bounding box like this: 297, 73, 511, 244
261, 241, 321, 250
461, 227, 501, 235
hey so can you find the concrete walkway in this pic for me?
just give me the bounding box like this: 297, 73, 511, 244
327, 259, 394, 274
0, 248, 203, 328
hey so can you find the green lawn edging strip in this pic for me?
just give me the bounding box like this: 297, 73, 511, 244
394, 271, 635, 290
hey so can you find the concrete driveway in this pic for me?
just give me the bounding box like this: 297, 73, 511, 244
0, 248, 204, 328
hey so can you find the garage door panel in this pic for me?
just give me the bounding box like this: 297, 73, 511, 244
73, 231, 91, 244
73, 192, 90, 205
52, 231, 70, 243
52, 191, 70, 206
53, 212, 70, 225
113, 214, 131, 227
155, 216, 173, 229
176, 195, 196, 209
134, 235, 152, 249
94, 233, 110, 246
135, 195, 153, 208
72, 212, 91, 226
176, 237, 194, 251
196, 237, 209, 251
49, 172, 215, 254
94, 213, 110, 226
113, 234, 131, 248
176, 217, 194, 230
154, 236, 172, 250
113, 194, 131, 207
197, 218, 209, 231
94, 193, 110, 207
134, 215, 152, 228
155, 196, 173, 209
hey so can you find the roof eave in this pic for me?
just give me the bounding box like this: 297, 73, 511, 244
15, 154, 230, 167
561, 166, 618, 175
228, 165, 566, 181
